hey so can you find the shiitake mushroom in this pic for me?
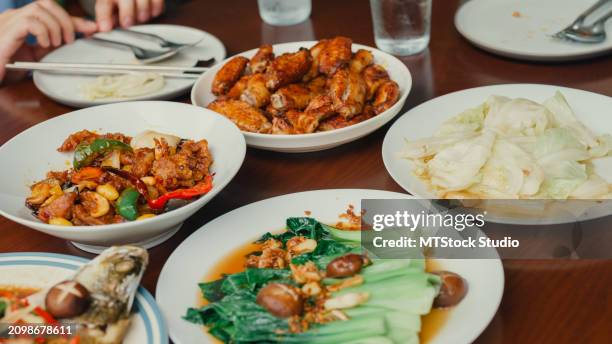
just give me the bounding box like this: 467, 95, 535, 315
432, 271, 468, 308
326, 254, 366, 278
256, 283, 303, 318
45, 280, 91, 319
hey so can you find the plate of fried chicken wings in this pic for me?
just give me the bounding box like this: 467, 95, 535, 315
191, 37, 411, 152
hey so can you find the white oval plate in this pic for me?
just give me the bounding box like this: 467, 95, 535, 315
0, 101, 245, 251
191, 41, 411, 153
455, 0, 612, 62
156, 189, 504, 344
34, 24, 226, 108
382, 84, 612, 200
0, 252, 167, 344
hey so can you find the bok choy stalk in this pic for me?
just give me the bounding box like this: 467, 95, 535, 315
184, 217, 440, 343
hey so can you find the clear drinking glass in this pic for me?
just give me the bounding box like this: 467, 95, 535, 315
370, 0, 432, 55
257, 0, 312, 26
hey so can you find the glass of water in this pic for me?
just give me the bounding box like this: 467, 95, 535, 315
258, 0, 312, 26
370, 0, 432, 55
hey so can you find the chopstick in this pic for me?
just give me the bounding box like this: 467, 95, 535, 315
6, 61, 208, 79
12, 61, 208, 73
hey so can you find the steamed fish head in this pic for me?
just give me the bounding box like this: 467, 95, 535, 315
74, 246, 148, 325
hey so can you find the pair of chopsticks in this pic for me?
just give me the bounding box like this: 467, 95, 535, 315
6, 61, 208, 79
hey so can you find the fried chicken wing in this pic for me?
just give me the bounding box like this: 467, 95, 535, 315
303, 39, 327, 81
363, 64, 390, 100
240, 73, 271, 108
284, 95, 336, 133
224, 75, 250, 100
317, 105, 375, 131
349, 49, 374, 74
284, 110, 308, 133
306, 76, 327, 97
249, 44, 274, 74
265, 48, 312, 90
271, 116, 297, 135
304, 94, 335, 119
212, 56, 249, 95
208, 37, 400, 136
270, 84, 311, 112
318, 36, 352, 76
372, 80, 400, 114
207, 99, 271, 133
329, 68, 367, 119
265, 104, 283, 119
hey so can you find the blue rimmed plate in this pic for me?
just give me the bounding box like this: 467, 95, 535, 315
0, 252, 168, 344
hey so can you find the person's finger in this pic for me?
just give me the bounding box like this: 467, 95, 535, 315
136, 0, 150, 23
0, 61, 9, 82
26, 5, 60, 47
95, 0, 114, 32
0, 8, 17, 23
26, 17, 51, 48
71, 16, 98, 35
0, 15, 36, 82
37, 0, 75, 43
151, 0, 164, 17
118, 0, 136, 27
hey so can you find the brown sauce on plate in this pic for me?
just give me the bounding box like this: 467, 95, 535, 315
199, 242, 450, 343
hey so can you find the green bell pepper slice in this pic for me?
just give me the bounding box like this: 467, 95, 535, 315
116, 187, 140, 221
73, 138, 132, 170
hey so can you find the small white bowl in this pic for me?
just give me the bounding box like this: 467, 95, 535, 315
0, 101, 245, 253
191, 41, 412, 153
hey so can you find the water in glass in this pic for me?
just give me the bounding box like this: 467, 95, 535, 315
258, 0, 312, 26
370, 0, 432, 55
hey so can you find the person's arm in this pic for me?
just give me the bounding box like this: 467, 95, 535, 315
95, 0, 165, 31
0, 0, 97, 82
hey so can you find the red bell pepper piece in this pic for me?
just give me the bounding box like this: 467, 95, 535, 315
148, 175, 213, 210
33, 306, 57, 324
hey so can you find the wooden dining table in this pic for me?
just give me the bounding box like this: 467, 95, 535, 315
1, 0, 611, 343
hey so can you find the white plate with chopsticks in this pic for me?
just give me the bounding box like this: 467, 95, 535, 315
32, 24, 225, 107
455, 0, 612, 61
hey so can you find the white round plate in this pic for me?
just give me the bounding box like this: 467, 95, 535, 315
455, 0, 612, 61
34, 24, 226, 107
0, 252, 167, 344
191, 41, 411, 153
382, 84, 612, 200
0, 101, 245, 251
156, 189, 504, 344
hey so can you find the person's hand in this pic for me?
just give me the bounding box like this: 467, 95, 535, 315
0, 0, 97, 82
95, 0, 165, 31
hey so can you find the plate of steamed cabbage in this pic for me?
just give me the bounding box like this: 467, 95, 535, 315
383, 84, 612, 203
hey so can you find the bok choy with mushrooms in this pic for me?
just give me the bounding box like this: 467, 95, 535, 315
184, 217, 467, 343
26, 129, 213, 226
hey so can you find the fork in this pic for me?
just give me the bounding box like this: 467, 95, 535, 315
115, 28, 201, 49
553, 0, 612, 43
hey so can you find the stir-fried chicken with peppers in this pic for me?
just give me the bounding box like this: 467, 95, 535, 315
207, 36, 401, 134
26, 130, 213, 226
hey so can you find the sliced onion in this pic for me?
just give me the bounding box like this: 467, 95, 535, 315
131, 130, 181, 150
